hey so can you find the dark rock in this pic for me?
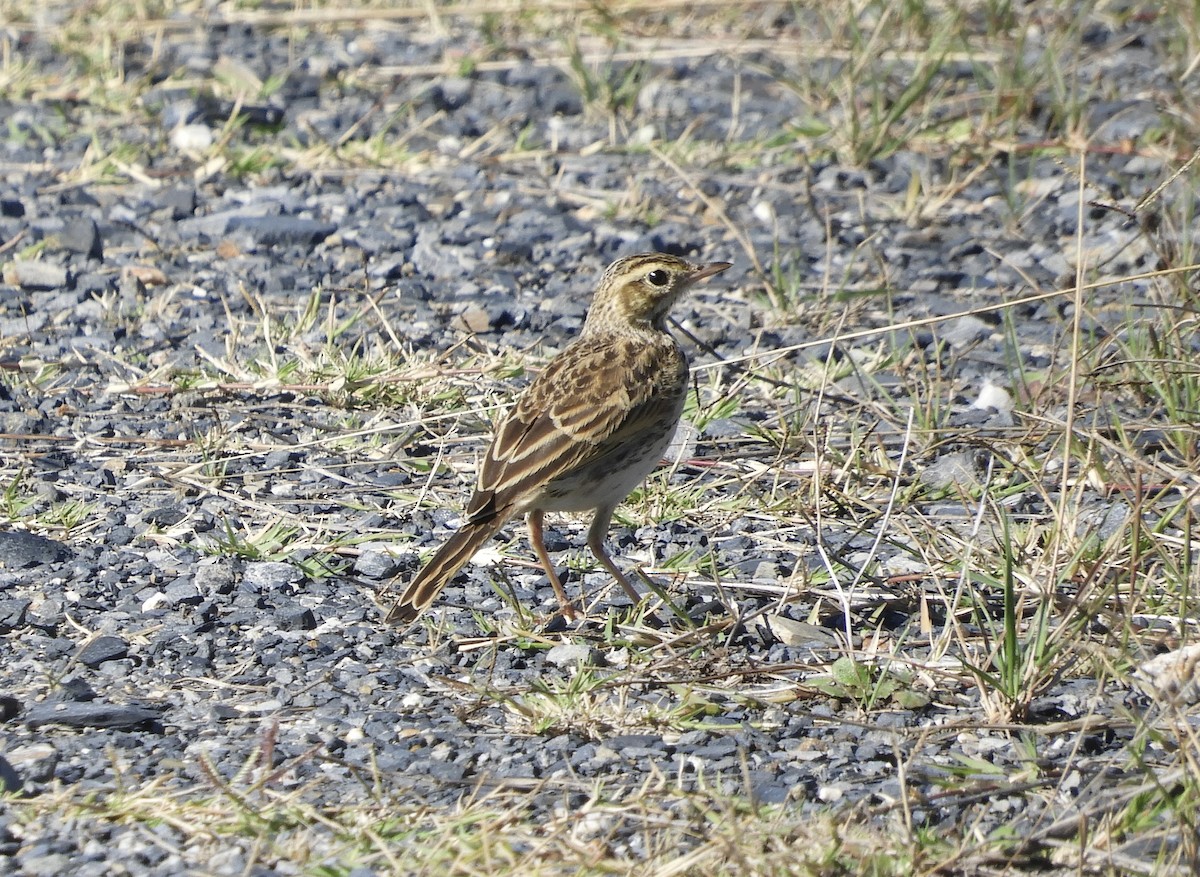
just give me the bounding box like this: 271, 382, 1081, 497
537, 83, 582, 116
77, 634, 129, 667
0, 754, 19, 792
210, 704, 240, 721
276, 606, 316, 630
0, 530, 71, 567
0, 695, 20, 721
262, 449, 298, 470
55, 678, 97, 702
0, 598, 30, 631
143, 504, 188, 527
107, 525, 135, 545
60, 216, 103, 259
226, 216, 337, 246
604, 734, 667, 751
24, 701, 160, 730
157, 186, 197, 219
432, 77, 472, 111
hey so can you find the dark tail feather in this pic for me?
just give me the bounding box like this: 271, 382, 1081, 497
386, 516, 508, 624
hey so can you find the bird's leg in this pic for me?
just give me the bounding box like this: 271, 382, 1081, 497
527, 509, 579, 620
587, 505, 643, 604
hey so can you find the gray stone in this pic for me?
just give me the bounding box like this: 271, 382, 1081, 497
5, 260, 69, 290
243, 561, 302, 589
195, 563, 236, 595
19, 853, 71, 876
354, 550, 402, 578
919, 451, 981, 489
4, 743, 57, 783
545, 642, 597, 668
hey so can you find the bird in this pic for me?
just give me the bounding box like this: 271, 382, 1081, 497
386, 252, 731, 625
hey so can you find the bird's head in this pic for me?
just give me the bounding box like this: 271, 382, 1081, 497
584, 253, 731, 332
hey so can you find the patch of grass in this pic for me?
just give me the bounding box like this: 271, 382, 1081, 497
201, 518, 302, 563
561, 32, 649, 139
36, 499, 95, 535
811, 654, 931, 712
0, 469, 37, 521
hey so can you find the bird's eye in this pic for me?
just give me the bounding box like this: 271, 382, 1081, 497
646, 269, 670, 287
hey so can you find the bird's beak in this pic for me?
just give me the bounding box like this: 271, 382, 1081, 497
688, 261, 732, 283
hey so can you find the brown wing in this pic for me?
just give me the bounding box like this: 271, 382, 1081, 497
462, 333, 685, 523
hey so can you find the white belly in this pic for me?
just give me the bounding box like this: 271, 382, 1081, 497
533, 412, 684, 513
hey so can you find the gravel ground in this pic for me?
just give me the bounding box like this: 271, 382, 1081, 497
0, 5, 1197, 875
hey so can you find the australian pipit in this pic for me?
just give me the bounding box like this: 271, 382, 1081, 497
386, 253, 731, 625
